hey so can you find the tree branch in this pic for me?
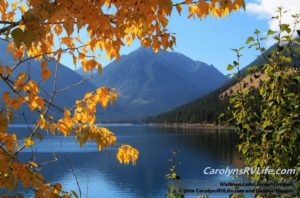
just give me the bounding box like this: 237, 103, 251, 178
0, 20, 21, 34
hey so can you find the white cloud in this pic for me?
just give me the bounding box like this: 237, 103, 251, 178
246, 0, 300, 45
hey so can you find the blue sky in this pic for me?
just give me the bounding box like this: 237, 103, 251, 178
59, 0, 271, 75
7, 0, 299, 75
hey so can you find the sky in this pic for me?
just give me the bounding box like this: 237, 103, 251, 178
7, 0, 300, 75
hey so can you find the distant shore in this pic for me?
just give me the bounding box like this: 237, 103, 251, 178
152, 123, 234, 130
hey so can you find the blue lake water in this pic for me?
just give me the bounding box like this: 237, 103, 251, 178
3, 124, 248, 198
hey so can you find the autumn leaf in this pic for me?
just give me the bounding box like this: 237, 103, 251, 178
2, 92, 10, 104
0, 0, 246, 196
41, 64, 52, 81
176, 4, 182, 15
117, 144, 139, 165
0, 112, 8, 133
54, 24, 63, 36
14, 73, 27, 88
11, 28, 24, 48
19, 5, 27, 14
12, 1, 17, 10
28, 161, 38, 168
24, 137, 35, 147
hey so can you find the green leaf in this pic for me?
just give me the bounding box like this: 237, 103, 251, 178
231, 48, 239, 53
70, 190, 79, 198
11, 28, 24, 48
267, 30, 276, 36
229, 97, 236, 104
254, 29, 261, 35
295, 48, 300, 55
293, 76, 300, 83
218, 113, 225, 119
286, 93, 295, 97
246, 36, 255, 44
280, 24, 291, 33
227, 64, 235, 71
260, 37, 267, 41
248, 43, 258, 49
239, 46, 245, 51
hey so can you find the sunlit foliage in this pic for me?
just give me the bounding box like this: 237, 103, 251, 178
226, 8, 300, 197
0, 0, 244, 196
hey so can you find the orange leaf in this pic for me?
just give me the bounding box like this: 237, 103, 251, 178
54, 24, 63, 36
41, 65, 52, 81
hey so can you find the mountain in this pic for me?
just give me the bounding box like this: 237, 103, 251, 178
147, 44, 300, 124
0, 39, 96, 122
78, 47, 228, 121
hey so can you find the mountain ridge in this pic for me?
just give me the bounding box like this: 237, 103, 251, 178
147, 44, 300, 124
77, 47, 228, 121
0, 39, 97, 122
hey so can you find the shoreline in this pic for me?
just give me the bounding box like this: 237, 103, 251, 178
8, 122, 235, 130
152, 123, 234, 130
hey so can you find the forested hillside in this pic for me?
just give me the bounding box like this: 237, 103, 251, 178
147, 44, 300, 124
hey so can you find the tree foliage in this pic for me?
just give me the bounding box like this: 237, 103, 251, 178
0, 0, 245, 196
227, 8, 300, 197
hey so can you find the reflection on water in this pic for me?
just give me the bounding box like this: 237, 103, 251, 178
3, 125, 245, 198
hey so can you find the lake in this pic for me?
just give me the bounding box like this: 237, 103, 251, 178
3, 124, 247, 198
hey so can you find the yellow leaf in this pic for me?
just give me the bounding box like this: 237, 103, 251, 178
63, 18, 75, 35
125, 35, 133, 46
37, 115, 49, 130
235, 0, 245, 9
28, 161, 38, 168
12, 1, 17, 10
4, 134, 17, 152
2, 92, 10, 103
188, 4, 198, 18
5, 66, 11, 76
54, 24, 63, 36
176, 4, 182, 15
0, 66, 4, 75
34, 97, 45, 110
197, 1, 210, 18
96, 87, 110, 109
61, 37, 75, 48
83, 59, 98, 72
75, 37, 83, 44
19, 5, 26, 14
72, 54, 77, 66
49, 124, 57, 134
14, 72, 27, 88
141, 38, 151, 47
0, 112, 8, 133
24, 137, 34, 147
7, 42, 14, 53
117, 144, 139, 165
11, 95, 23, 111
41, 64, 52, 81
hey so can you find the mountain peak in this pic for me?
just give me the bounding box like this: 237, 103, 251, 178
86, 47, 227, 120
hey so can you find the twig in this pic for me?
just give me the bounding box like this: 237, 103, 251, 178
11, 44, 89, 72
55, 75, 94, 93
63, 154, 82, 198
16, 61, 60, 154
85, 149, 89, 198
0, 20, 21, 34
